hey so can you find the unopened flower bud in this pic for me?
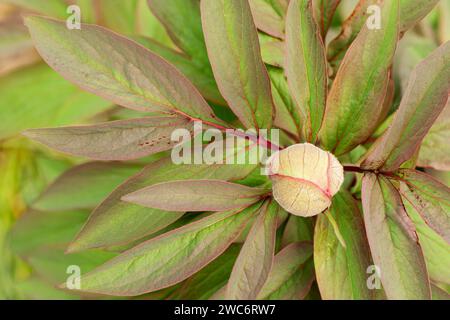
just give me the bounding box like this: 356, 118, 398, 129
266, 143, 344, 217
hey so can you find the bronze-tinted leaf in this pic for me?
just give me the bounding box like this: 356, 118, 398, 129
24, 116, 192, 161
226, 200, 278, 299
249, 0, 286, 39
362, 42, 450, 171
257, 242, 314, 300
25, 16, 225, 126
201, 0, 274, 129
417, 101, 450, 171
123, 180, 269, 212
68, 148, 258, 252
398, 169, 450, 244
314, 190, 373, 299
73, 203, 263, 296
361, 173, 431, 299
320, 0, 399, 155
285, 0, 328, 142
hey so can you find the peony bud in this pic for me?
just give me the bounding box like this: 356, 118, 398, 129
266, 143, 344, 217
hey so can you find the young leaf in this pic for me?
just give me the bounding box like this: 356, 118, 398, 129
417, 101, 450, 171
282, 216, 314, 245
201, 0, 274, 129
0, 64, 112, 140
399, 0, 440, 32
226, 200, 278, 299
320, 0, 399, 155
248, 0, 286, 39
148, 0, 206, 59
260, 37, 285, 68
403, 194, 450, 285
328, 0, 439, 71
362, 42, 450, 171
24, 116, 192, 161
361, 173, 431, 299
431, 285, 450, 300
73, 203, 263, 296
314, 190, 373, 299
147, 0, 224, 105
24, 16, 225, 126
170, 244, 241, 300
123, 180, 268, 212
268, 67, 302, 139
257, 242, 314, 300
327, 0, 375, 71
397, 169, 450, 244
68, 153, 258, 252
32, 162, 141, 212
285, 0, 328, 142
134, 36, 224, 105
313, 0, 341, 38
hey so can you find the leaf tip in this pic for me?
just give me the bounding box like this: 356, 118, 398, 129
65, 241, 85, 254
21, 129, 38, 139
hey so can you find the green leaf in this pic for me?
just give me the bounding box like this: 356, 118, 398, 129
32, 162, 141, 212
314, 190, 373, 299
148, 0, 205, 59
397, 169, 450, 244
24, 16, 225, 127
249, 0, 286, 39
320, 0, 399, 155
68, 153, 258, 252
170, 244, 241, 300
24, 116, 192, 161
74, 203, 264, 296
147, 0, 224, 105
328, 0, 439, 71
399, 0, 440, 32
260, 35, 285, 68
123, 180, 268, 212
268, 67, 301, 139
362, 42, 450, 171
135, 36, 225, 106
401, 181, 450, 285
313, 0, 341, 38
431, 285, 450, 300
282, 216, 314, 245
361, 173, 431, 299
135, 0, 173, 44
418, 102, 450, 171
327, 0, 376, 72
285, 0, 327, 142
257, 242, 313, 300
226, 200, 278, 299
201, 0, 274, 129
0, 64, 112, 140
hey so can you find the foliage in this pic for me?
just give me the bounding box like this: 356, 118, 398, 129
1, 0, 449, 300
